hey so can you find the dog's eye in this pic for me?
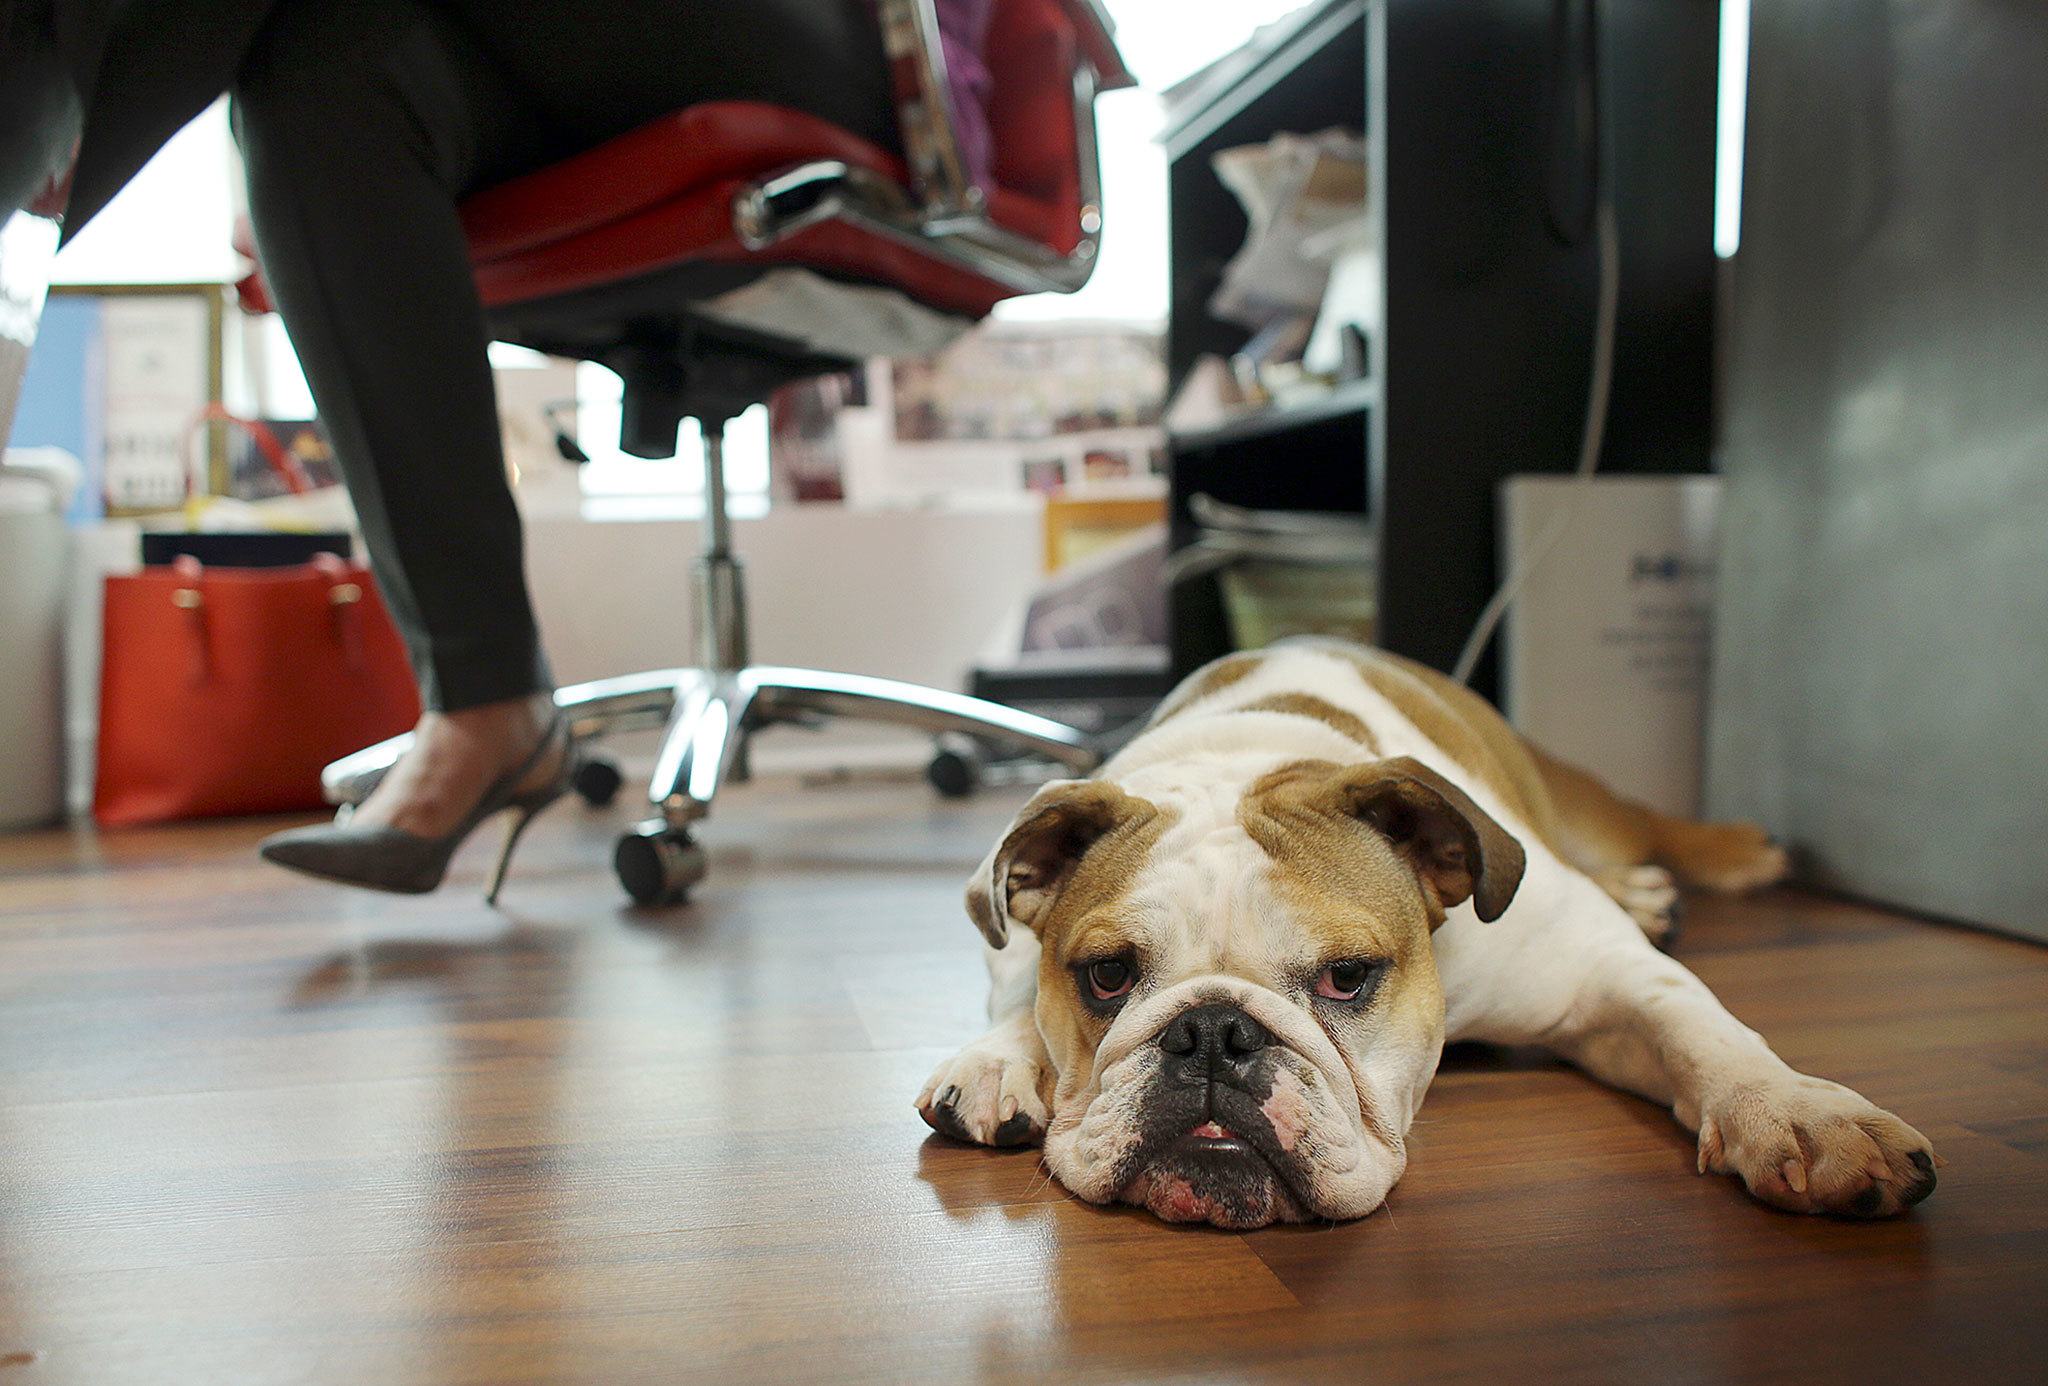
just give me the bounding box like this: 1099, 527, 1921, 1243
1085, 958, 1135, 1001
1316, 959, 1379, 1002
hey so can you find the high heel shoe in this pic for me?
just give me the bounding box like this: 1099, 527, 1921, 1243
259, 715, 575, 903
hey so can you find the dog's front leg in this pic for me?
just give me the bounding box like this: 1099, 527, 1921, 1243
915, 932, 1053, 1147
1442, 878, 1939, 1216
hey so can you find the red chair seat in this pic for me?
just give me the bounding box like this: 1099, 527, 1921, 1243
459, 103, 904, 266
237, 0, 1100, 329
460, 102, 1060, 320
238, 99, 1078, 322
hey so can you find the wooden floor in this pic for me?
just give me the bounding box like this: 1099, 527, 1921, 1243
1, 776, 2043, 1384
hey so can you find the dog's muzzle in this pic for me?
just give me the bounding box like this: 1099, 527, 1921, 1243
1115, 1002, 1312, 1228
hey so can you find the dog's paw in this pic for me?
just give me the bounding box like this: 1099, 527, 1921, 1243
1697, 1075, 1938, 1217
916, 1037, 1052, 1148
1595, 864, 1682, 946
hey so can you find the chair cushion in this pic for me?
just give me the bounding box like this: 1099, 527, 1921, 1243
458, 99, 1078, 318
472, 170, 1011, 320
459, 102, 907, 266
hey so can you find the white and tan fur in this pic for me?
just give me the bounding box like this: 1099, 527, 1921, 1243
917, 639, 1938, 1227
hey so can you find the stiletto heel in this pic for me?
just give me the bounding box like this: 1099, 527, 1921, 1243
483, 753, 577, 905
260, 714, 574, 898
485, 805, 538, 907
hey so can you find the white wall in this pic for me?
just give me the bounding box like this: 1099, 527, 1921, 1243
524, 506, 1045, 771
527, 506, 1040, 687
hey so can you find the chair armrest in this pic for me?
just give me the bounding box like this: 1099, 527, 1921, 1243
876, 0, 1132, 221
1063, 0, 1137, 92
875, 0, 983, 221
734, 0, 1127, 301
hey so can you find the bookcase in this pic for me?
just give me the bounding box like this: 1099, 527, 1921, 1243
1163, 0, 1720, 698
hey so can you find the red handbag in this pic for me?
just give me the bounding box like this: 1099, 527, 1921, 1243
94, 553, 421, 826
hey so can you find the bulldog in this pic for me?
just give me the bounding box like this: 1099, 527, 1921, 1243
916, 639, 1938, 1228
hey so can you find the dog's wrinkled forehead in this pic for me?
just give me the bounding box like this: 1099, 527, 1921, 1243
1103, 775, 1442, 986
1101, 819, 1305, 977
969, 756, 1523, 991
968, 777, 1283, 958
971, 780, 1394, 979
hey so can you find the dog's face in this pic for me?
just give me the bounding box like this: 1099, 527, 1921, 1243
966, 757, 1524, 1229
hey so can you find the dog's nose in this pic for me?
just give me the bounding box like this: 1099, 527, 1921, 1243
1158, 1003, 1273, 1071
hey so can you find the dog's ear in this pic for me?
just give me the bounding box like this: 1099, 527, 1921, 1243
964, 779, 1158, 947
1330, 757, 1526, 922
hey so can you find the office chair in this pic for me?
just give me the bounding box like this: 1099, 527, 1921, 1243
294, 0, 1135, 904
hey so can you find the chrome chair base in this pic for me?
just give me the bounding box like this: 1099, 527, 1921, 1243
319, 425, 1100, 904
320, 663, 1101, 903
323, 663, 1098, 820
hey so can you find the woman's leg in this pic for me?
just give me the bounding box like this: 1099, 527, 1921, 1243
233, 0, 570, 836
234, 0, 900, 844
235, 0, 559, 713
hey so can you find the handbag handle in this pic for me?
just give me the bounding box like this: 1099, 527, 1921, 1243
170, 556, 209, 684
165, 554, 372, 684
312, 553, 369, 669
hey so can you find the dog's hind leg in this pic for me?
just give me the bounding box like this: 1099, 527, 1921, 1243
915, 932, 1054, 1147
1340, 649, 1777, 932
1531, 746, 1790, 896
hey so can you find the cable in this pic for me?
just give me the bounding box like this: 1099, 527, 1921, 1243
1452, 0, 1618, 687
1450, 196, 1618, 685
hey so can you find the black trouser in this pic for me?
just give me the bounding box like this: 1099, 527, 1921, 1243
231, 0, 897, 710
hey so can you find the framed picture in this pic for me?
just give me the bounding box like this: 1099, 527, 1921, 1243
851, 321, 1169, 507
1043, 495, 1167, 573
888, 322, 1166, 443
1019, 457, 1067, 494
43, 283, 226, 516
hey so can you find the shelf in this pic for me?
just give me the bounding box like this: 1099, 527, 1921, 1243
1162, 0, 1369, 161
1168, 378, 1377, 453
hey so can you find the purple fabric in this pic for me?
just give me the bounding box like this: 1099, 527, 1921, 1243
936, 0, 996, 188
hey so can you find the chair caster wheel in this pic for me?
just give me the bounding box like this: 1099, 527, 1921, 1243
573, 753, 625, 807
928, 739, 985, 799
614, 822, 707, 905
